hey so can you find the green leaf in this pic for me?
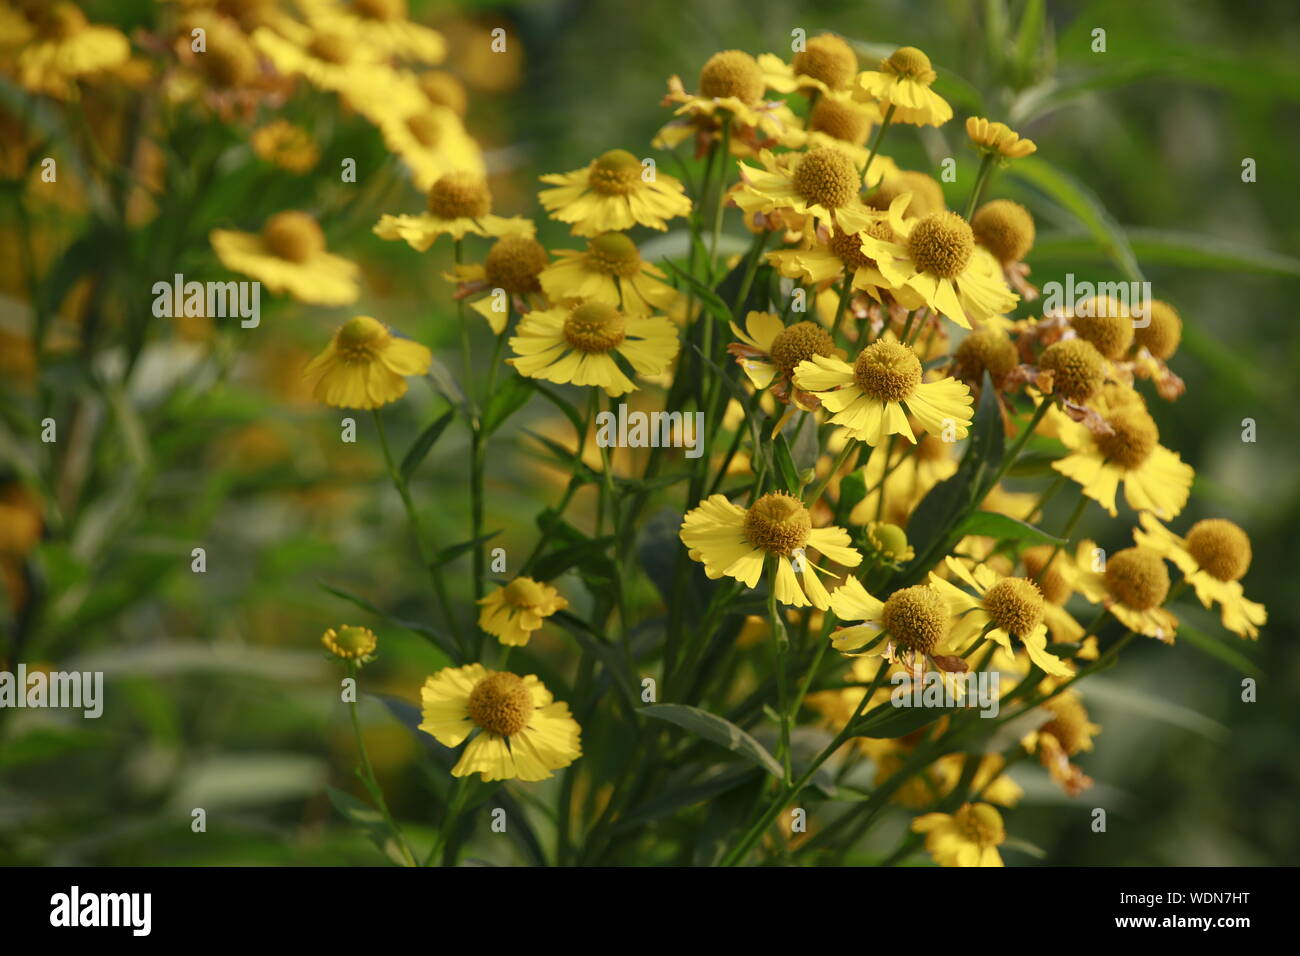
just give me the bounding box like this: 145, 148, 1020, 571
481, 373, 535, 436
1008, 156, 1142, 283
528, 381, 586, 437
641, 703, 784, 778
772, 434, 803, 495
434, 530, 500, 566
612, 766, 759, 834
327, 786, 414, 867
954, 511, 1063, 546
1174, 620, 1259, 677
838, 468, 868, 518
399, 408, 454, 483
1032, 228, 1300, 279
856, 702, 958, 739
1080, 676, 1228, 742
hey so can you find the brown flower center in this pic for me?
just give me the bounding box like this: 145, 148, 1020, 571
1038, 339, 1103, 403
983, 577, 1044, 637
467, 672, 533, 737
261, 211, 325, 262
563, 302, 626, 353
485, 235, 548, 295
427, 170, 491, 219
1185, 519, 1251, 582
907, 212, 974, 279
309, 30, 352, 64
1072, 296, 1133, 359
406, 113, 443, 148
743, 492, 812, 555
971, 199, 1035, 264
336, 316, 390, 362
792, 147, 860, 210
882, 585, 948, 655
809, 96, 871, 146
585, 232, 642, 278
769, 321, 836, 378
792, 34, 858, 90
588, 149, 643, 196
884, 46, 934, 79
698, 49, 765, 105
1134, 299, 1182, 361
353, 0, 405, 20
1095, 406, 1159, 470
1104, 547, 1169, 611
853, 339, 921, 402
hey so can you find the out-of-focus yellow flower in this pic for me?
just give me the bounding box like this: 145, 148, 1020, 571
375, 171, 534, 252
539, 233, 679, 317
298, 0, 446, 64
912, 803, 1005, 866
1024, 689, 1101, 796
762, 33, 860, 95
5, 2, 130, 100
477, 577, 568, 647
418, 665, 582, 782
539, 149, 691, 237
966, 116, 1037, 159
251, 120, 319, 173
302, 315, 432, 410
681, 492, 861, 611
507, 302, 678, 396
417, 69, 467, 116
445, 234, 550, 333
855, 46, 952, 127
252, 22, 388, 95
321, 625, 378, 663
374, 101, 484, 192
211, 210, 361, 305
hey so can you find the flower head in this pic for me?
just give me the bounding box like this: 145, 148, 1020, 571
211, 210, 361, 305
828, 577, 969, 677
302, 315, 432, 409
966, 116, 1037, 159
540, 232, 680, 317
539, 148, 692, 236
419, 665, 582, 781
374, 171, 536, 252
727, 312, 844, 410
856, 46, 952, 127
478, 576, 568, 647
912, 803, 1006, 867
321, 625, 378, 663
1073, 541, 1178, 642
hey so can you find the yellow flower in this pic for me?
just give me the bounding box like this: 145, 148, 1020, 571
828, 578, 971, 680
867, 197, 1019, 329
1024, 689, 1101, 796
929, 557, 1073, 677
1018, 544, 1086, 644
252, 23, 389, 95
850, 436, 957, 526
477, 577, 568, 647
374, 102, 484, 192
733, 147, 877, 239
762, 33, 860, 95
539, 233, 679, 317
1050, 405, 1193, 520
793, 91, 883, 165
680, 492, 861, 610
1072, 541, 1178, 642
418, 665, 582, 782
251, 120, 320, 173
374, 171, 535, 252
793, 335, 973, 446
856, 46, 952, 127
766, 212, 918, 309
539, 149, 692, 237
912, 803, 1006, 866
321, 625, 378, 663
302, 316, 432, 409
655, 51, 804, 155
965, 116, 1037, 158
1135, 514, 1266, 639
507, 302, 679, 396
297, 0, 445, 64
8, 3, 130, 99
440, 234, 551, 334
211, 211, 361, 305
726, 311, 845, 411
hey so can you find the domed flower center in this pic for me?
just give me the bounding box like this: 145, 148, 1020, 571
1104, 547, 1169, 611
1072, 296, 1133, 359
955, 328, 1018, 384
261, 211, 325, 262
588, 149, 643, 196
309, 31, 352, 64
828, 227, 875, 270
853, 339, 921, 402
467, 672, 533, 737
743, 492, 812, 555
792, 34, 858, 90
881, 585, 948, 655
769, 321, 836, 377
1095, 406, 1159, 469
907, 212, 974, 279
332, 625, 377, 657
427, 171, 491, 219
1185, 519, 1251, 582
983, 577, 1044, 636
698, 49, 765, 105
1038, 338, 1103, 403
809, 97, 871, 146
586, 232, 642, 278
1020, 546, 1069, 605
336, 316, 390, 362
1135, 300, 1182, 361
884, 46, 934, 79
563, 302, 626, 353
971, 199, 1035, 265
485, 235, 548, 295
955, 803, 1004, 847
353, 0, 405, 20
792, 147, 859, 210
503, 576, 547, 608
406, 113, 443, 148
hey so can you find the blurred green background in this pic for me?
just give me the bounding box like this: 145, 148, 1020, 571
1, 0, 1298, 865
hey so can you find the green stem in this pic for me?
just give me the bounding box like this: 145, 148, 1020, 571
964, 152, 997, 220
860, 105, 896, 184
346, 662, 416, 867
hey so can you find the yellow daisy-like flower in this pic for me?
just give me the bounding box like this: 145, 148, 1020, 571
444, 234, 551, 334
418, 665, 582, 782
1072, 541, 1178, 642
539, 149, 691, 237
6, 3, 130, 99
929, 557, 1073, 677
477, 577, 568, 647
856, 46, 953, 127
252, 23, 389, 95
726, 311, 845, 411
1134, 514, 1266, 639
321, 625, 378, 663
733, 146, 877, 239
374, 171, 535, 252
767, 214, 922, 311
965, 116, 1037, 159
1024, 689, 1100, 797
1050, 405, 1193, 520
1018, 544, 1086, 644
297, 0, 446, 64
251, 120, 320, 173
867, 195, 1019, 329
850, 436, 957, 526
374, 101, 484, 192
507, 302, 679, 396
210, 210, 361, 305
655, 50, 804, 156
302, 315, 432, 410
912, 803, 1006, 867
680, 492, 861, 611
793, 335, 973, 446
539, 232, 679, 317
761, 33, 860, 96
827, 577, 972, 680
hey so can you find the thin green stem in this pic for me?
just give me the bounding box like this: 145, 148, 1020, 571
346, 662, 416, 867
